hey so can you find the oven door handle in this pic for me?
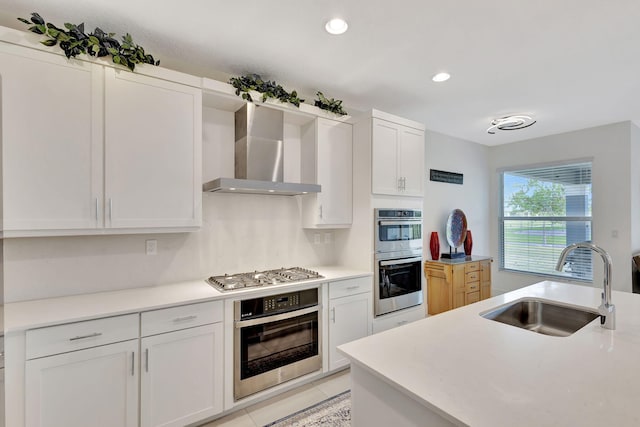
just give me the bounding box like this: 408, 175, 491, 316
379, 257, 423, 266
378, 220, 421, 226
234, 305, 318, 328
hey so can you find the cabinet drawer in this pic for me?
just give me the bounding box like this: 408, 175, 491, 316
466, 291, 480, 304
465, 282, 480, 293
466, 271, 480, 283
329, 277, 372, 299
141, 300, 222, 337
26, 314, 139, 360
464, 262, 480, 273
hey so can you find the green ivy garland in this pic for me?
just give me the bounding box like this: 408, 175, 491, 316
314, 91, 347, 116
230, 74, 348, 116
18, 12, 159, 71
230, 74, 304, 107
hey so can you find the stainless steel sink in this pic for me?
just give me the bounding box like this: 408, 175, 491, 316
481, 298, 599, 337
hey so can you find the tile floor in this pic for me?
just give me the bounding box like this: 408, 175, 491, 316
200, 369, 351, 427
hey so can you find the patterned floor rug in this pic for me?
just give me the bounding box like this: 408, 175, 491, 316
264, 390, 351, 427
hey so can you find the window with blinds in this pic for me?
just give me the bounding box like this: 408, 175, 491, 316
500, 161, 592, 280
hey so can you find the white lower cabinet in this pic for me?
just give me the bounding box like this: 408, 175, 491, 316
22, 302, 224, 427
140, 323, 223, 427
328, 278, 372, 371
0, 367, 4, 427
25, 339, 139, 427
372, 304, 425, 334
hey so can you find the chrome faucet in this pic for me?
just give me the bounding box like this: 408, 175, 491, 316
555, 242, 615, 330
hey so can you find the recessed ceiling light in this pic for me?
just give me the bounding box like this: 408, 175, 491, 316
432, 72, 451, 83
325, 18, 348, 35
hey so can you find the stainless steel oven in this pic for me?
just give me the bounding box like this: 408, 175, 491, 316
234, 288, 321, 400
374, 209, 422, 253
374, 209, 423, 316
375, 250, 423, 316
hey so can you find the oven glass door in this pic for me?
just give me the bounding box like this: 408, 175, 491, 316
239, 311, 319, 381
378, 257, 422, 300
378, 221, 422, 242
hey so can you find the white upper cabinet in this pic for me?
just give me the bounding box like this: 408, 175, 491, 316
0, 45, 103, 232
301, 118, 353, 228
371, 117, 425, 197
0, 42, 202, 236
104, 68, 202, 229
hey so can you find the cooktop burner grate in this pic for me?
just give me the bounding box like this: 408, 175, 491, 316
207, 267, 323, 291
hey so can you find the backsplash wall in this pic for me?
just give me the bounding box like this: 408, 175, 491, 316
3, 193, 338, 302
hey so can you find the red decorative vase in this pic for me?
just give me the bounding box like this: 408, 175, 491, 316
464, 230, 473, 256
429, 232, 440, 260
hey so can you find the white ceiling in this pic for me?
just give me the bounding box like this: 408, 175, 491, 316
1, 0, 640, 146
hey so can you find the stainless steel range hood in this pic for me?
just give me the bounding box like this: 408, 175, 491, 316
203, 103, 320, 196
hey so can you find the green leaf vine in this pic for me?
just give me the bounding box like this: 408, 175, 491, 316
314, 91, 347, 116
230, 74, 304, 107
230, 74, 348, 116
18, 12, 159, 71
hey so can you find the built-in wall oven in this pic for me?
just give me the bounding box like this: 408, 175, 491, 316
234, 288, 321, 400
374, 209, 423, 316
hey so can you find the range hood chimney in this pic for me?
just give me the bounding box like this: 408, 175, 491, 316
203, 104, 320, 195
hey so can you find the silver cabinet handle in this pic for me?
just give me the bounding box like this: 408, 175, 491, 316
397, 320, 409, 326
346, 286, 359, 291
95, 197, 99, 222
131, 351, 135, 376
173, 315, 197, 322
145, 348, 149, 372
331, 307, 336, 323
319, 205, 323, 219
69, 332, 102, 341
109, 198, 113, 221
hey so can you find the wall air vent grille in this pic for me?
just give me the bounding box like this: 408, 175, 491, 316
487, 115, 536, 134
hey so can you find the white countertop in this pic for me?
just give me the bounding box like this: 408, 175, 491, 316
338, 281, 640, 427
4, 266, 371, 332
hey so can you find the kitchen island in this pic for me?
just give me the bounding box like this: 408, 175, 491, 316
338, 281, 640, 426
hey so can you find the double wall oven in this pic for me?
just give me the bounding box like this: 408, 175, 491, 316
374, 209, 423, 316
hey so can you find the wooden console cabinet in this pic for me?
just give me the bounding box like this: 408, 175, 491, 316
424, 257, 492, 315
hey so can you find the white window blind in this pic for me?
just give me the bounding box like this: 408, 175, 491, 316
500, 162, 592, 280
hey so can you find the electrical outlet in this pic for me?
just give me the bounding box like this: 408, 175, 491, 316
324, 232, 332, 244
612, 230, 619, 238
146, 239, 158, 255
314, 233, 321, 245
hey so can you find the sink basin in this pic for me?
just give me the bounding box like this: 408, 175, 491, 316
481, 298, 599, 337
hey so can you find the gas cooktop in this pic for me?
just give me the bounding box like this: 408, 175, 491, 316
206, 267, 323, 291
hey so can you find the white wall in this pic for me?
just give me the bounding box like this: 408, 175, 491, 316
489, 122, 634, 294
423, 131, 491, 259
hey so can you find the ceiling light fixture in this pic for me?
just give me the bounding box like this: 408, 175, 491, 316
325, 18, 348, 35
432, 72, 451, 82
487, 115, 536, 134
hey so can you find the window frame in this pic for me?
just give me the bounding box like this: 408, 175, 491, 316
498, 160, 593, 282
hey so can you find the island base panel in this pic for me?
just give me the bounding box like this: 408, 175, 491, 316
350, 364, 458, 427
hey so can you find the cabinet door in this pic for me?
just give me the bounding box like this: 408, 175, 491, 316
0, 367, 4, 427
329, 292, 372, 371
480, 260, 492, 300
104, 67, 202, 229
25, 340, 138, 427
398, 127, 425, 196
0, 45, 103, 232
140, 323, 223, 427
452, 264, 466, 309
426, 268, 451, 315
371, 119, 400, 195
316, 119, 352, 225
